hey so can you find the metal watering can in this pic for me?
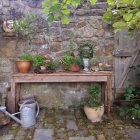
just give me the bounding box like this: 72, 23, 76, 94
0, 97, 39, 128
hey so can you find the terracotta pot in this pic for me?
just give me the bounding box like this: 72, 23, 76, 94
69, 64, 81, 72
16, 60, 32, 73
84, 105, 104, 122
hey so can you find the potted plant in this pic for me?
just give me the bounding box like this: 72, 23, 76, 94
69, 56, 82, 72
32, 53, 58, 73
60, 54, 82, 72
12, 12, 39, 73
16, 54, 32, 73
84, 84, 104, 122
60, 54, 74, 71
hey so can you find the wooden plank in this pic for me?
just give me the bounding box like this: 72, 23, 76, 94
119, 48, 140, 88
13, 71, 112, 77
10, 79, 16, 113
114, 29, 138, 91
14, 75, 108, 83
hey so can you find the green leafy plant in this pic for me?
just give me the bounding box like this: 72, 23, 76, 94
85, 84, 102, 107
118, 64, 140, 120
79, 43, 94, 59
42, 0, 140, 35
118, 106, 132, 119
72, 56, 82, 66
60, 54, 82, 71
119, 104, 140, 120
102, 0, 140, 33
18, 54, 33, 61
60, 54, 74, 71
131, 104, 140, 119
32, 53, 57, 69
42, 0, 97, 24
124, 86, 135, 100
13, 12, 38, 40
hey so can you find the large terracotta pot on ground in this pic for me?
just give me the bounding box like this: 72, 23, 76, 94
16, 60, 32, 73
84, 105, 104, 122
69, 64, 81, 72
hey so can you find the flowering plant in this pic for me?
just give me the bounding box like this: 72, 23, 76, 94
32, 53, 57, 70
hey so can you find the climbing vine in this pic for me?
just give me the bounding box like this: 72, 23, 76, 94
42, 0, 97, 24
42, 0, 140, 34
103, 0, 140, 33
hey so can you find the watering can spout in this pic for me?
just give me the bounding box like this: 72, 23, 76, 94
0, 106, 23, 125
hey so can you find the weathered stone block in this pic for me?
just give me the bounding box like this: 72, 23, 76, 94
33, 129, 54, 140
75, 9, 89, 16
0, 48, 16, 58
94, 29, 105, 37
88, 19, 103, 29
49, 27, 61, 36
62, 29, 74, 40
31, 37, 47, 45
77, 21, 87, 29
88, 9, 105, 16
66, 120, 78, 130
50, 36, 63, 42
96, 134, 106, 140
0, 57, 11, 66
62, 22, 75, 29
50, 42, 62, 52
94, 48, 103, 57
2, 0, 10, 7
77, 25, 94, 38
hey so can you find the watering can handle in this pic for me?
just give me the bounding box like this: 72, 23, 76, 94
36, 101, 39, 117
19, 100, 39, 118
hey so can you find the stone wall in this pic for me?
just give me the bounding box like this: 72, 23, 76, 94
0, 0, 114, 107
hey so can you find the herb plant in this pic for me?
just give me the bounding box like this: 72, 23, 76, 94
60, 54, 74, 71
13, 12, 38, 40
60, 55, 82, 71
72, 56, 82, 66
19, 54, 33, 61
85, 84, 102, 107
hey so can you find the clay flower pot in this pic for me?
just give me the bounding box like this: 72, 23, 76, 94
69, 64, 81, 72
16, 60, 32, 73
84, 105, 104, 122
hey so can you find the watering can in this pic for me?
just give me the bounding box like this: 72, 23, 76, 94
0, 98, 39, 128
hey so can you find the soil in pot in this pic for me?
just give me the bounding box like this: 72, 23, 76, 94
34, 67, 55, 74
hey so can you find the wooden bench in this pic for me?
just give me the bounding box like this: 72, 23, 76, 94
8, 72, 112, 115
